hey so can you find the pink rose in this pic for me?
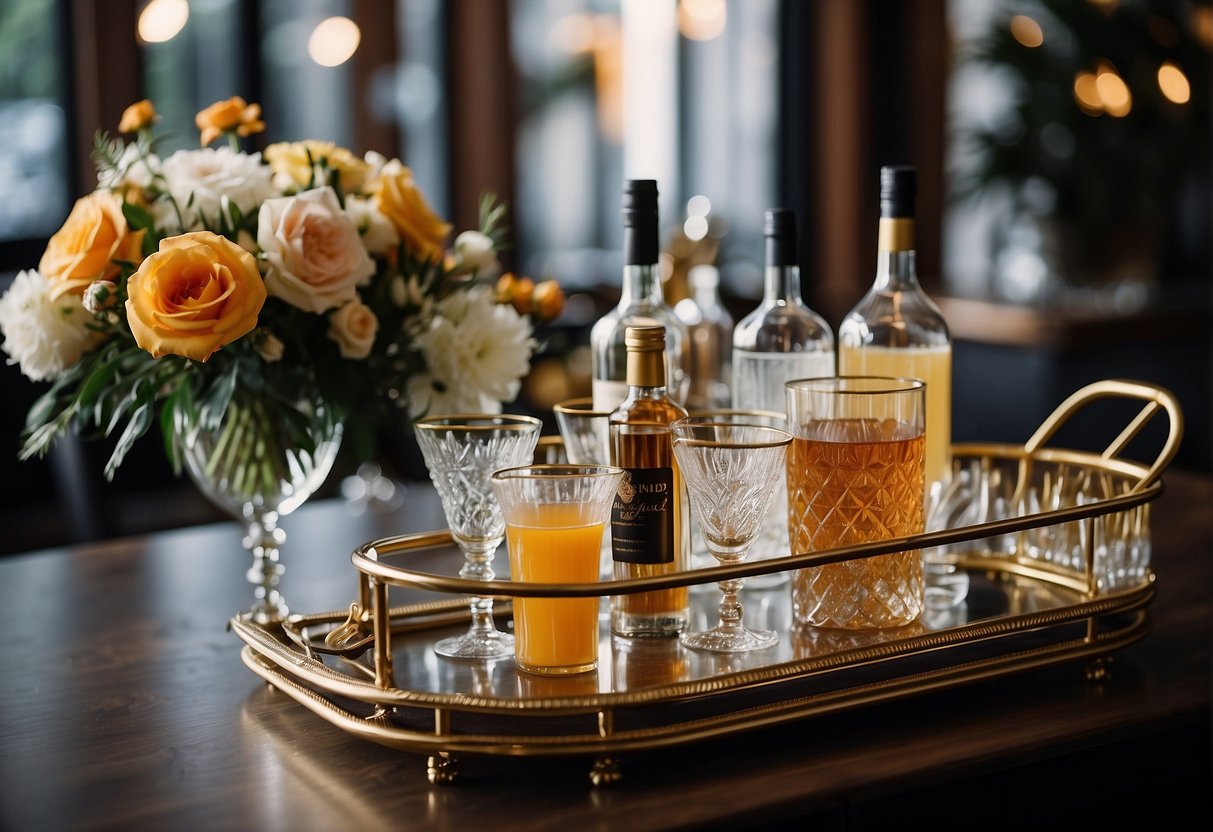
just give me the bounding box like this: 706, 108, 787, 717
257, 186, 375, 313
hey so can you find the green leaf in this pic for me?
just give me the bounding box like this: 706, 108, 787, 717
75, 344, 126, 409
121, 201, 156, 233
104, 401, 154, 480
198, 365, 237, 431
160, 388, 183, 475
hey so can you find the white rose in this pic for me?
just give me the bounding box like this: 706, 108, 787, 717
0, 270, 99, 381
344, 195, 399, 257
258, 186, 375, 313
452, 230, 500, 278
158, 146, 277, 232
407, 287, 533, 417
327, 298, 378, 359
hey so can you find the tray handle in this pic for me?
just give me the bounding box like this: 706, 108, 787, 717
1020, 379, 1183, 491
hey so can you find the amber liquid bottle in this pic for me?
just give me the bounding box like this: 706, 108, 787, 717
609, 322, 691, 637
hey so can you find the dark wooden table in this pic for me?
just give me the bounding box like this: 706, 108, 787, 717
2, 471, 1210, 831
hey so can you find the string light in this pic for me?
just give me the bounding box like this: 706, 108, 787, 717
1010, 15, 1044, 48
1157, 61, 1191, 104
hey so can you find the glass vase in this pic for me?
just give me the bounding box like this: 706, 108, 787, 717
176, 396, 342, 624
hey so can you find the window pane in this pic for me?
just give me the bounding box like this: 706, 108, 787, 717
0, 0, 69, 241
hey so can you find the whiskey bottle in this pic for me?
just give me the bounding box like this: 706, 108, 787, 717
609, 322, 690, 637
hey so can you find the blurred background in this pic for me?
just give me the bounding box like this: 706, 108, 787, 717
1, 0, 1209, 553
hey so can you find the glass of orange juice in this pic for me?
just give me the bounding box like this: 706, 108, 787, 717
491, 464, 624, 675
785, 376, 926, 629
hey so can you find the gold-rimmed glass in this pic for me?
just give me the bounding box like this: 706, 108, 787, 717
414, 413, 542, 660
671, 417, 791, 652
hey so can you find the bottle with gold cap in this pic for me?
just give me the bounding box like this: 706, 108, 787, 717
838, 165, 952, 491
608, 321, 690, 637
838, 166, 965, 609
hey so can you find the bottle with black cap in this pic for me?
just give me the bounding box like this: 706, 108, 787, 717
732, 208, 835, 414
590, 180, 690, 412
838, 166, 963, 610
731, 208, 834, 586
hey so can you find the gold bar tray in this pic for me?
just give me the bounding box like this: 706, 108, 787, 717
231, 379, 1183, 786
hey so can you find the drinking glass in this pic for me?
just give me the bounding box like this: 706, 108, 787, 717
786, 377, 926, 629
553, 397, 612, 465
491, 464, 624, 674
414, 414, 542, 660
671, 418, 791, 652
687, 408, 790, 588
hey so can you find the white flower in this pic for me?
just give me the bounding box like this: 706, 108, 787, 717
258, 186, 375, 313
327, 298, 379, 359
407, 287, 533, 417
158, 146, 277, 231
451, 230, 500, 278
0, 270, 98, 381
345, 195, 399, 257
97, 143, 159, 192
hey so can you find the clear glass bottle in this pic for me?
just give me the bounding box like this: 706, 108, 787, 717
837, 165, 964, 608
591, 179, 690, 412
731, 209, 834, 585
674, 264, 733, 411
731, 209, 835, 413
609, 322, 691, 637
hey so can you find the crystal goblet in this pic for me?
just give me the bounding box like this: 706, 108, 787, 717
671, 418, 791, 652
414, 414, 542, 660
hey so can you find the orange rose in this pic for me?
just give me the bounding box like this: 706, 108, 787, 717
39, 192, 144, 301
125, 231, 266, 362
195, 96, 266, 146
118, 99, 156, 133
372, 160, 451, 261
532, 279, 565, 321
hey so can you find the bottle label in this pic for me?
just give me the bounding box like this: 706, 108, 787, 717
592, 379, 630, 412
610, 467, 674, 565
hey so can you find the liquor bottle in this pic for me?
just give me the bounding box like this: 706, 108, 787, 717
839, 168, 964, 611
608, 322, 690, 637
731, 208, 835, 413
731, 209, 834, 585
838, 165, 952, 491
590, 179, 690, 412
673, 264, 733, 410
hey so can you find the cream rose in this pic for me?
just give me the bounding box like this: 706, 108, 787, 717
258, 186, 375, 313
39, 192, 144, 301
327, 299, 378, 359
125, 231, 266, 362
371, 160, 451, 261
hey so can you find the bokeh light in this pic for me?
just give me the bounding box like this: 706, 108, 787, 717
138, 0, 190, 44
308, 16, 361, 68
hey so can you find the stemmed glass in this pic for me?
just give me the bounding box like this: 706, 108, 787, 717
671, 418, 791, 652
414, 414, 542, 660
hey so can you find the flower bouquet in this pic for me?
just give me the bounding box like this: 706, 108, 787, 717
0, 97, 561, 621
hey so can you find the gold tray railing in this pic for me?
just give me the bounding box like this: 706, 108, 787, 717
231, 379, 1183, 785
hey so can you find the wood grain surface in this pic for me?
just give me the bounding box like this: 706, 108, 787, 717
1, 473, 1209, 831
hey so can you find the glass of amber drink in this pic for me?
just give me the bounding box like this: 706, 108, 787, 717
491, 464, 624, 675
786, 377, 926, 629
